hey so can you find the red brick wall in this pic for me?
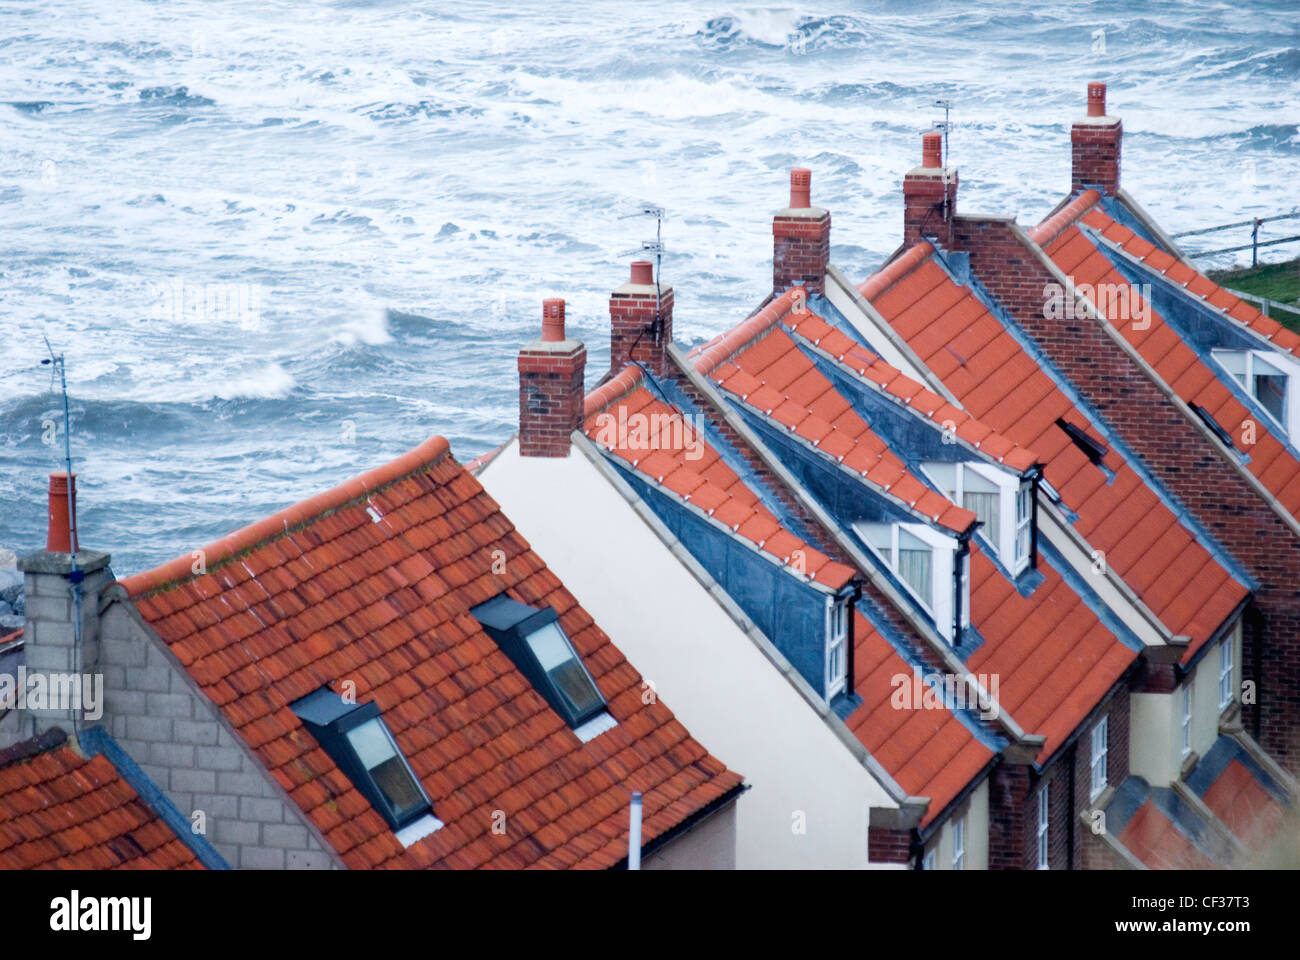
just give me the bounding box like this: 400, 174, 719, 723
904, 172, 957, 249
518, 343, 585, 457
954, 215, 1300, 771
1071, 121, 1122, 195
987, 762, 1031, 869
773, 212, 830, 296
868, 826, 912, 865
610, 287, 673, 376
1070, 687, 1130, 869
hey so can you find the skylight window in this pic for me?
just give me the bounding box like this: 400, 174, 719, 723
1212, 348, 1288, 428
471, 595, 614, 741
1055, 418, 1109, 465
291, 688, 439, 842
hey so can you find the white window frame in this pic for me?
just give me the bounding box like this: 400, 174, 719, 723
1180, 684, 1192, 758
1036, 787, 1049, 870
951, 815, 965, 870
921, 847, 936, 871
825, 596, 849, 701
1014, 481, 1034, 569
1089, 716, 1109, 801
920, 461, 1031, 575
1219, 637, 1234, 710
854, 519, 964, 645
1211, 347, 1293, 432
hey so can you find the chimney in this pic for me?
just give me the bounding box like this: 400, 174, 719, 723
46, 472, 77, 553
903, 132, 958, 248
518, 298, 587, 457
1071, 81, 1122, 195
15, 472, 112, 743
773, 168, 831, 296
609, 260, 674, 376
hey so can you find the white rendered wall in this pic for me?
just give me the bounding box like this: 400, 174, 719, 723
481, 439, 900, 869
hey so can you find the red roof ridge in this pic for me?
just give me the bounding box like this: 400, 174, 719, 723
1029, 189, 1101, 246
857, 242, 934, 302
692, 287, 805, 375
117, 434, 452, 598
584, 363, 645, 420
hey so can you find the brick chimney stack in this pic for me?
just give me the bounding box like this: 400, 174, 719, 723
903, 132, 958, 248
610, 260, 674, 376
518, 298, 586, 457
1071, 81, 1122, 195
773, 168, 831, 296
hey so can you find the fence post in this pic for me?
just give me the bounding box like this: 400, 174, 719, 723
1252, 218, 1261, 267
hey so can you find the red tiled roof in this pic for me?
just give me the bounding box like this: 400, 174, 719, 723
1117, 799, 1217, 870
0, 729, 203, 870
844, 611, 993, 826
119, 436, 742, 869
1039, 203, 1300, 520
967, 548, 1133, 762
583, 366, 856, 589
1201, 758, 1286, 849
0, 628, 21, 646
861, 251, 1249, 661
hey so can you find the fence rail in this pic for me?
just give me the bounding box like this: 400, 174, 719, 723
1174, 210, 1300, 263
1228, 289, 1300, 320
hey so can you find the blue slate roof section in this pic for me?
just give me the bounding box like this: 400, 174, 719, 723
652, 369, 832, 553
929, 248, 1257, 593
1096, 234, 1300, 466
604, 456, 838, 698
1106, 774, 1221, 861
1098, 194, 1163, 247
1185, 735, 1290, 806
78, 725, 231, 870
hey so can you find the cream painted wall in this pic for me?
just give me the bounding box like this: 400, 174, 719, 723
1129, 619, 1241, 786
481, 440, 900, 869
922, 779, 988, 870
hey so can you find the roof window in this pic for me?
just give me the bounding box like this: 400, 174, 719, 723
1212, 348, 1288, 429
291, 688, 441, 844
471, 595, 616, 742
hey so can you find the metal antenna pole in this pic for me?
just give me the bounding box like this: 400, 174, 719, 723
934, 99, 952, 225
42, 337, 83, 733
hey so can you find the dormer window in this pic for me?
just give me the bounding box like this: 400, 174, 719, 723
291, 688, 441, 846
922, 462, 1033, 575
471, 595, 616, 742
854, 521, 967, 644
1212, 348, 1288, 428
825, 596, 850, 700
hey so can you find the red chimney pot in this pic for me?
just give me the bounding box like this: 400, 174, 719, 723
629, 261, 654, 285
46, 471, 77, 554
541, 297, 566, 342
789, 168, 812, 209
1087, 81, 1107, 117
922, 132, 943, 169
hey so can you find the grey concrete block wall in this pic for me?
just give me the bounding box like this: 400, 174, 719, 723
94, 596, 343, 870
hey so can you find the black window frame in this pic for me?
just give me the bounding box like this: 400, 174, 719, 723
291, 689, 433, 831
471, 595, 609, 729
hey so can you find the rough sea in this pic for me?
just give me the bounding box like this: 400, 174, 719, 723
1, 0, 1298, 577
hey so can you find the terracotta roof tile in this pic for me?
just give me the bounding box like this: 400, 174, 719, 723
122, 437, 742, 869
0, 731, 203, 870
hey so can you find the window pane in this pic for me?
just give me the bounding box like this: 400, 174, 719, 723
1255, 371, 1287, 424
1214, 350, 1248, 388
347, 718, 397, 769
527, 623, 604, 717
964, 491, 999, 534
346, 719, 426, 819
898, 545, 932, 607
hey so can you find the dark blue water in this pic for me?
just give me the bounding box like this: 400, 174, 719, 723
2, 0, 1297, 575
